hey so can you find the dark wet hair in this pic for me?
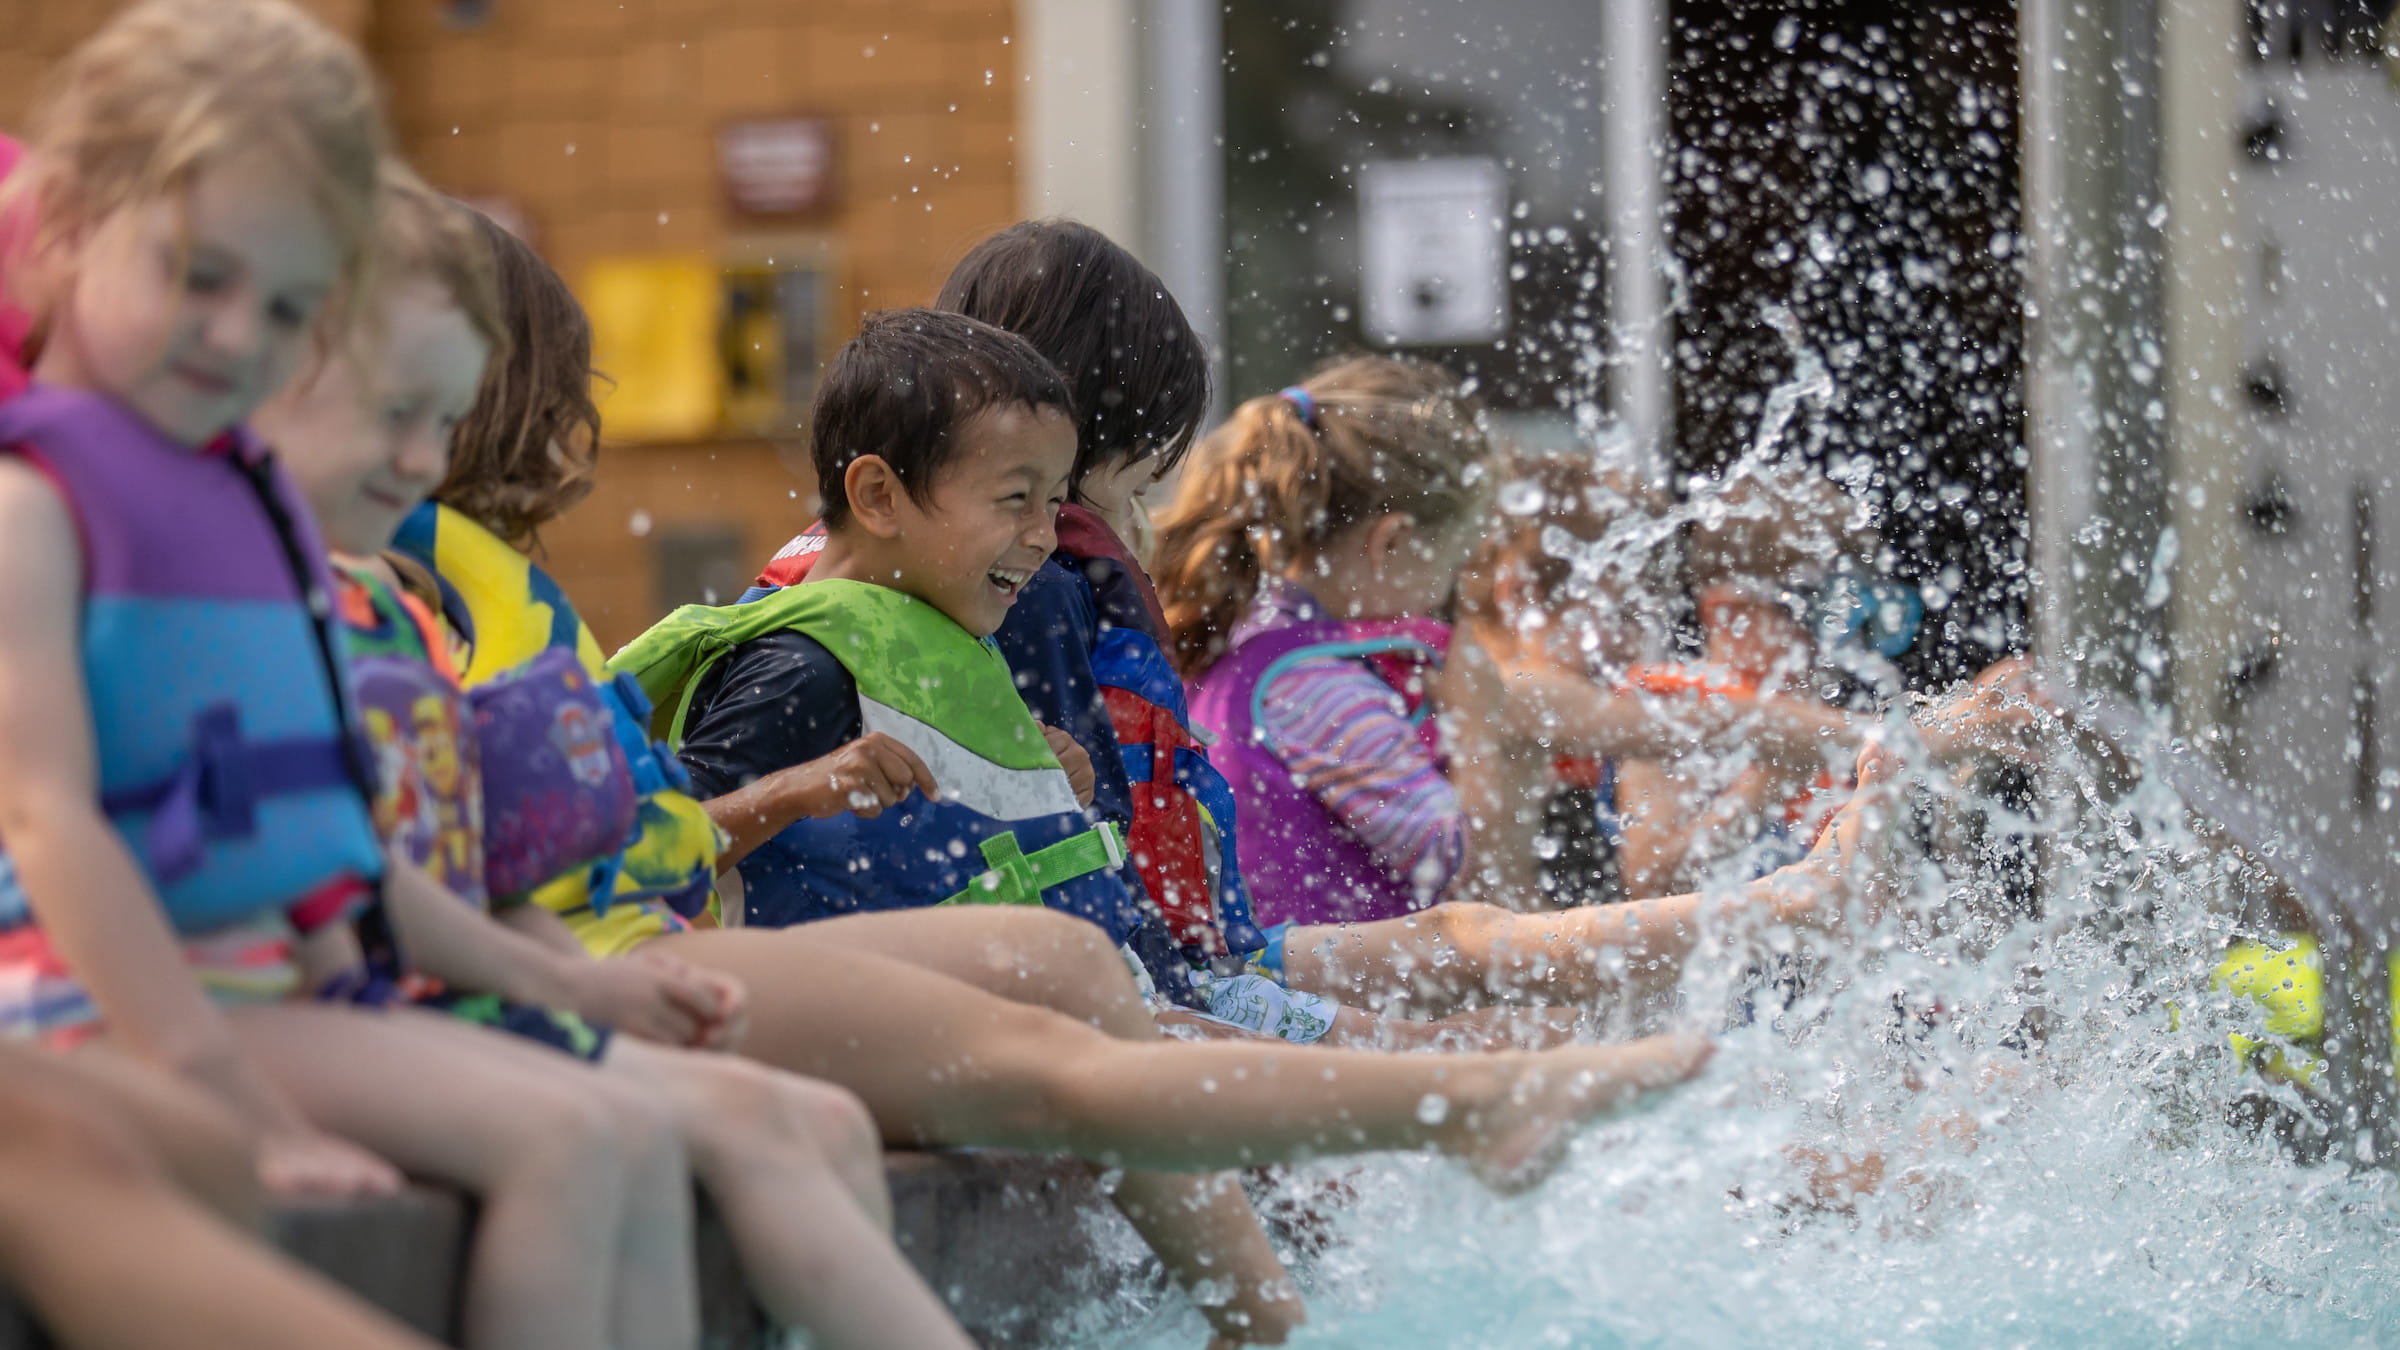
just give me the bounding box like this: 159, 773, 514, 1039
935, 219, 1208, 498
812, 307, 1075, 530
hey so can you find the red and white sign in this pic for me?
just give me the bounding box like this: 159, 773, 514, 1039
717, 118, 836, 217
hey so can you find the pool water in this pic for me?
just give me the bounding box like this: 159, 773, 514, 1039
1064, 642, 2400, 1348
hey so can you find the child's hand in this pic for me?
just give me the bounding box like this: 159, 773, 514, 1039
632, 949, 750, 1052
564, 953, 727, 1048
786, 732, 937, 819
1041, 723, 1096, 808
258, 1127, 403, 1199
1807, 739, 1906, 922
1915, 656, 2056, 765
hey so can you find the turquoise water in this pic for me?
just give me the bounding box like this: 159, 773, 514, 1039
1064, 700, 2400, 1347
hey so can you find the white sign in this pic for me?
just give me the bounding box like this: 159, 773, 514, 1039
1358, 157, 1511, 347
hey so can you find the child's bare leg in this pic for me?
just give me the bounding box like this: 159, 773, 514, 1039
804, 907, 1577, 1051
1278, 900, 1693, 1017
0, 1063, 438, 1350
227, 1004, 692, 1350
646, 926, 1711, 1188
1113, 1168, 1307, 1346
602, 1041, 972, 1350
758, 907, 1307, 1342
44, 1041, 261, 1225
1319, 1003, 1582, 1051
1285, 860, 1849, 1020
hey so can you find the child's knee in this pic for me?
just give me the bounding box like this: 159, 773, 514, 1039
1426, 901, 1509, 957
503, 1078, 651, 1188
780, 1078, 881, 1175
0, 1082, 156, 1187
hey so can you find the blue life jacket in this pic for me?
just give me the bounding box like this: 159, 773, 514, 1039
0, 385, 383, 933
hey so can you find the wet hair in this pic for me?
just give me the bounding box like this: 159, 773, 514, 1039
1151, 355, 1490, 676
811, 307, 1075, 530
5, 0, 386, 352
370, 162, 505, 369
436, 210, 601, 545
935, 219, 1209, 496
1455, 450, 1671, 632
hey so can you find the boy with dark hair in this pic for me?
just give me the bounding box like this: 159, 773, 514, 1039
748, 225, 1260, 971
620, 309, 1155, 967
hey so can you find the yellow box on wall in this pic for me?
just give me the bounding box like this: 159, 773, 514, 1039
581, 255, 723, 443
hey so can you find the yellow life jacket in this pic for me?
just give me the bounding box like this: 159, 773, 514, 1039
392, 502, 722, 955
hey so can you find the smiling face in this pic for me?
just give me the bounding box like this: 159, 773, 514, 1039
39, 147, 344, 447
255, 276, 492, 556
890, 402, 1076, 636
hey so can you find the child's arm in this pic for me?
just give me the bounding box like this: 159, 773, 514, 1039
703, 731, 940, 866
378, 855, 735, 1048
1448, 629, 1853, 772
0, 465, 394, 1195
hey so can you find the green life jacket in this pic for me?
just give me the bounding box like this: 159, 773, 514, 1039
609, 579, 1140, 935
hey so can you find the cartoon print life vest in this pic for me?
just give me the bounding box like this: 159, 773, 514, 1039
336, 567, 486, 904
0, 385, 384, 933
393, 502, 718, 956
609, 579, 1141, 941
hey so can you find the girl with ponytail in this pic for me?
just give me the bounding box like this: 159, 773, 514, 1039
1157, 357, 1491, 929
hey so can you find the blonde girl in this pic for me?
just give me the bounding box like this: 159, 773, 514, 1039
0, 6, 698, 1348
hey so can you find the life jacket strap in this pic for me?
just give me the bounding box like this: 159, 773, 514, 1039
99, 702, 365, 885
940, 822, 1125, 908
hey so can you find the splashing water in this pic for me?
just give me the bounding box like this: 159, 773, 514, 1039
1047, 331, 2400, 1349
1062, 731, 2400, 1348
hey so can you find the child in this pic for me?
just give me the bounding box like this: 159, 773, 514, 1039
412, 228, 1714, 1346
1448, 449, 1672, 906
616, 306, 1709, 1158
0, 1041, 445, 1350
1158, 357, 1501, 929
0, 8, 699, 1349
748, 219, 1238, 995
1150, 362, 1920, 1023
254, 165, 978, 1349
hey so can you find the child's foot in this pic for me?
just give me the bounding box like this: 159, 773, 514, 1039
1449, 1033, 1714, 1194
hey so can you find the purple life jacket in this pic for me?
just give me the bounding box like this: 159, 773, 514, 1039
0, 384, 383, 933
470, 648, 643, 900
1187, 596, 1450, 928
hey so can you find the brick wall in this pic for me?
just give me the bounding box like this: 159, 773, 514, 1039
371, 0, 1022, 649
3, 0, 1024, 651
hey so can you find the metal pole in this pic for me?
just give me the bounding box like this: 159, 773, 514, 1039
1138, 0, 1226, 419
1599, 0, 1673, 472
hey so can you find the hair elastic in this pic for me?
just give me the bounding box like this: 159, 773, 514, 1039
1276, 386, 1319, 430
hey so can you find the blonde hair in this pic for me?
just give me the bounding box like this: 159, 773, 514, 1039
372, 160, 505, 365
1151, 355, 1489, 676
5, 0, 387, 351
